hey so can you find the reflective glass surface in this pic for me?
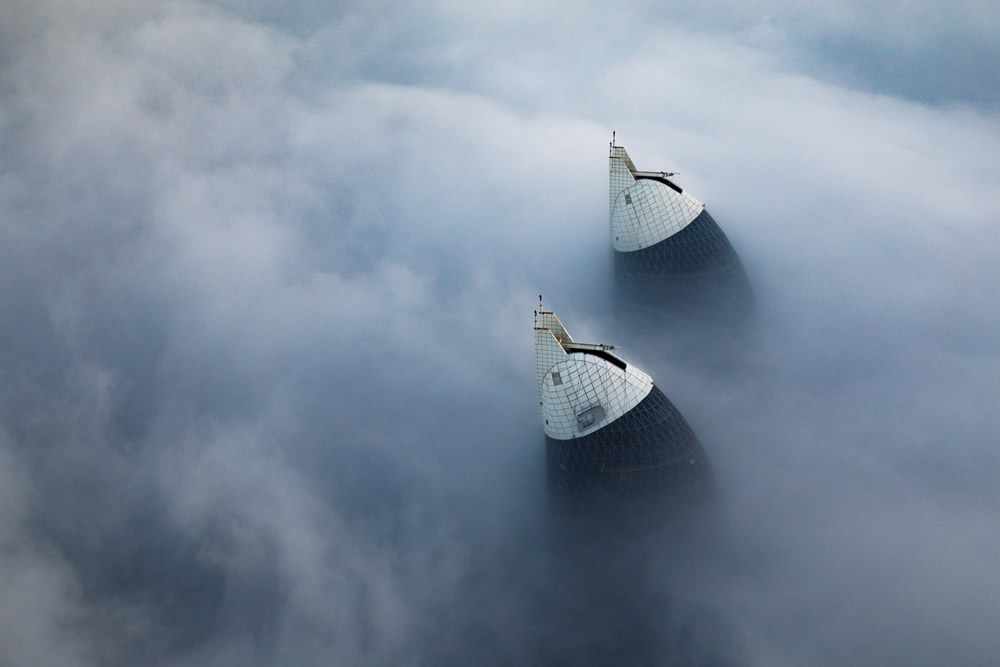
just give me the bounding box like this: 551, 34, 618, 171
546, 384, 713, 507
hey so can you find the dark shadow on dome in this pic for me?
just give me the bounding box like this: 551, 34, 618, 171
546, 384, 715, 515
613, 208, 755, 328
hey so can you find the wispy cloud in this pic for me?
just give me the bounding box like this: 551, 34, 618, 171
1, 0, 999, 664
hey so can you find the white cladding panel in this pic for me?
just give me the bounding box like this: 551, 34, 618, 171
536, 326, 568, 419
609, 153, 636, 219
540, 354, 653, 440
611, 180, 704, 252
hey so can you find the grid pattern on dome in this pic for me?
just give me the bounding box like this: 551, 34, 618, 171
546, 385, 712, 503
615, 208, 746, 282
540, 353, 653, 440
611, 180, 704, 252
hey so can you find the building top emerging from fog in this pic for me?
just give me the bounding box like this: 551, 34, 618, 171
534, 303, 712, 505
609, 136, 751, 317
534, 309, 653, 440
609, 143, 707, 253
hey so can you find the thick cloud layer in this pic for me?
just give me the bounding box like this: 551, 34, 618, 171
2, 1, 999, 664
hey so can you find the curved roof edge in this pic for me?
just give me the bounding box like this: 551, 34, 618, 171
609, 142, 705, 251
534, 308, 653, 440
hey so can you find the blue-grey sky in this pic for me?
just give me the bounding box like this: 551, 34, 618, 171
2, 1, 999, 664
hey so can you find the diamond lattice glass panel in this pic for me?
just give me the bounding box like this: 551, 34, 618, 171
615, 208, 744, 280
546, 385, 713, 507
